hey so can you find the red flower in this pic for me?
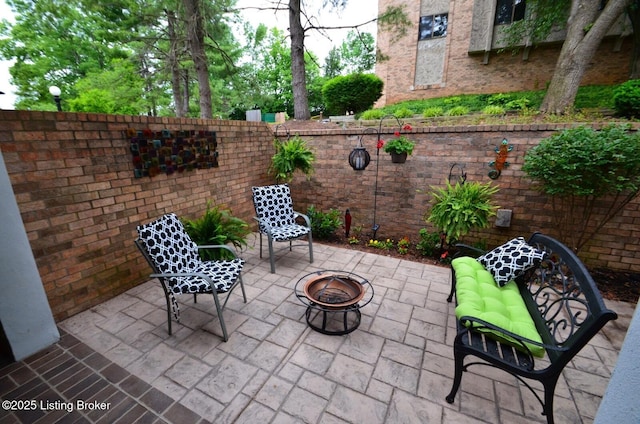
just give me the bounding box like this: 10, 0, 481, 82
403, 124, 413, 131
377, 139, 385, 149
394, 131, 400, 137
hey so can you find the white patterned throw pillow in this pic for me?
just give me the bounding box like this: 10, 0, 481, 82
478, 237, 547, 287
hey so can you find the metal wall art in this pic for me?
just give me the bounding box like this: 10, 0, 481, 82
488, 138, 513, 179
127, 128, 218, 178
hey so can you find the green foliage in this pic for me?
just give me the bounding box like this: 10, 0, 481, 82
322, 73, 384, 115
269, 135, 315, 183
445, 106, 469, 116
426, 181, 499, 243
486, 93, 512, 106
181, 204, 251, 260
360, 109, 385, 120
416, 229, 442, 257
482, 105, 505, 115
523, 124, 640, 251
383, 135, 415, 155
613, 80, 640, 118
393, 107, 414, 119
422, 106, 444, 117
523, 125, 640, 197
339, 31, 376, 74
306, 206, 341, 240
505, 97, 532, 111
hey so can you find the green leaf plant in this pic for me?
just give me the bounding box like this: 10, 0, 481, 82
269, 135, 315, 183
522, 124, 640, 252
181, 203, 251, 260
426, 181, 499, 244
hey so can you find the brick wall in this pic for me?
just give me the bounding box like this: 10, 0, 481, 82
282, 122, 640, 274
1, 111, 638, 322
0, 110, 274, 321
376, 0, 632, 105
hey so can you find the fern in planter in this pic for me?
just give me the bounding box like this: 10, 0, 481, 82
181, 204, 251, 260
270, 135, 315, 182
426, 181, 499, 244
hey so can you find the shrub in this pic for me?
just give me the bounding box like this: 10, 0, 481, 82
482, 105, 505, 115
505, 97, 531, 111
416, 229, 442, 257
486, 93, 512, 106
523, 124, 640, 251
445, 106, 469, 116
306, 206, 341, 240
182, 204, 251, 260
422, 106, 444, 117
393, 107, 414, 119
613, 79, 640, 118
269, 135, 315, 182
361, 109, 385, 120
322, 73, 384, 116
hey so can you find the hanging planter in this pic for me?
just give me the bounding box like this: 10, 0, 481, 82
382, 131, 415, 163
390, 151, 408, 163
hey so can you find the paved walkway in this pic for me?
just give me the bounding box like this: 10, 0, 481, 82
1, 234, 635, 423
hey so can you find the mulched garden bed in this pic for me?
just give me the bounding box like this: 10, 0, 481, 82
316, 235, 640, 305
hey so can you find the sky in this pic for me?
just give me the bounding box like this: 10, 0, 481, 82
0, 0, 377, 110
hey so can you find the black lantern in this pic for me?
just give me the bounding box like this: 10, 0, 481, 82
349, 145, 370, 171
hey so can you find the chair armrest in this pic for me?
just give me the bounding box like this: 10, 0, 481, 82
253, 216, 273, 234
459, 315, 566, 354
197, 244, 239, 259
293, 210, 311, 228
453, 243, 486, 259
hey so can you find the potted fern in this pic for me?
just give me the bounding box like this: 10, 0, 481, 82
269, 135, 315, 182
182, 203, 251, 260
426, 181, 499, 245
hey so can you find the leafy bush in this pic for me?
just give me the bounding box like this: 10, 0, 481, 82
505, 97, 531, 111
322, 73, 384, 116
486, 93, 512, 106
613, 79, 640, 118
416, 229, 442, 257
445, 106, 469, 116
523, 124, 640, 251
426, 181, 499, 243
482, 105, 505, 115
269, 135, 315, 182
360, 109, 385, 120
306, 206, 341, 240
182, 204, 251, 260
393, 107, 414, 119
422, 106, 444, 117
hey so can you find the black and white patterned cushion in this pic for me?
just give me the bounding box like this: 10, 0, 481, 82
252, 184, 311, 241
137, 213, 244, 295
478, 237, 547, 287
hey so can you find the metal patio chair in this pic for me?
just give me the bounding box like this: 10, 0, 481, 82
135, 213, 246, 341
251, 184, 313, 273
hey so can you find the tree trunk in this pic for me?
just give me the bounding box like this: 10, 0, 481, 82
628, 1, 640, 79
541, 0, 631, 113
289, 0, 311, 120
166, 9, 187, 117
183, 0, 212, 119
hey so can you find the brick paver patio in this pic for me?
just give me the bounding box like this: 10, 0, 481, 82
1, 234, 634, 423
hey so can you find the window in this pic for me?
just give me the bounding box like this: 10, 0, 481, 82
418, 13, 448, 41
495, 0, 526, 25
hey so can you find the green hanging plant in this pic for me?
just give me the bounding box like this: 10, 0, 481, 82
426, 181, 499, 243
269, 135, 315, 182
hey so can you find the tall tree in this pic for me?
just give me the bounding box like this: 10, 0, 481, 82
340, 30, 375, 74
244, 1, 409, 120
183, 0, 213, 118
540, 0, 632, 113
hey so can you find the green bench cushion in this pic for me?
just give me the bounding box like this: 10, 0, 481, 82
452, 256, 545, 357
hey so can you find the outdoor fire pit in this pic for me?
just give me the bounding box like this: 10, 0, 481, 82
295, 270, 374, 335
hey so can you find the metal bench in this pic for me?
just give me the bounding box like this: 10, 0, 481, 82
445, 232, 618, 424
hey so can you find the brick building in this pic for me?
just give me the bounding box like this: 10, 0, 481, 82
375, 0, 632, 106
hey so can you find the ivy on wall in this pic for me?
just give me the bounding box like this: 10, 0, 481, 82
126, 128, 218, 178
